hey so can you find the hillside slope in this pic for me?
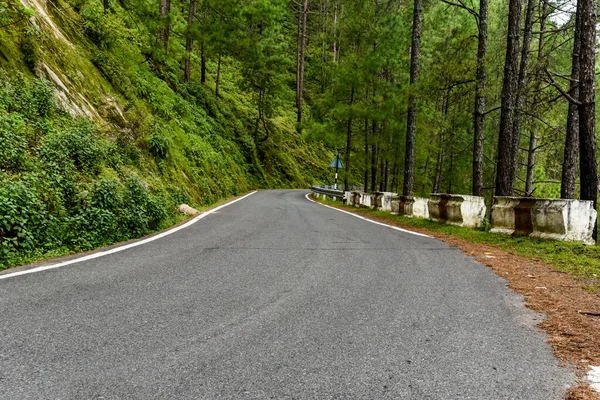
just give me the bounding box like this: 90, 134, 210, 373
0, 0, 330, 268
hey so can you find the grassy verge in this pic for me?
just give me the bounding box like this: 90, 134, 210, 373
313, 195, 600, 285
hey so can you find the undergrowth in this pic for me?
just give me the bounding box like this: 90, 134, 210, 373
0, 0, 332, 270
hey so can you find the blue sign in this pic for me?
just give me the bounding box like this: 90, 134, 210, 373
329, 154, 344, 169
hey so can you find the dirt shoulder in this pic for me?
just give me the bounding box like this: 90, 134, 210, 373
315, 199, 600, 399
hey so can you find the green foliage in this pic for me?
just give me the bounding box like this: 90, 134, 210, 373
0, 113, 28, 171
0, 0, 333, 269
148, 128, 170, 160
41, 121, 106, 175
0, 180, 46, 258
0, 0, 33, 28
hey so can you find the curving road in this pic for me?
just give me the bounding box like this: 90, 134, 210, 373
0, 190, 573, 399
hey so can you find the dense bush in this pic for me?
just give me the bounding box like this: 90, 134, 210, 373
0, 76, 178, 267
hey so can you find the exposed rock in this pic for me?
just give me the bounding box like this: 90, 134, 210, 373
178, 204, 200, 216
100, 95, 127, 126
20, 0, 74, 47
38, 63, 101, 121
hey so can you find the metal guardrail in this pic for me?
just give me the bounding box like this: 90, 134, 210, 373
311, 185, 363, 198
310, 185, 345, 198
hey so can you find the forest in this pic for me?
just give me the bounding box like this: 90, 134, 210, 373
0, 0, 597, 267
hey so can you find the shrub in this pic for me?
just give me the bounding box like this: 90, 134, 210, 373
148, 129, 169, 160
0, 180, 46, 261
0, 113, 28, 172
41, 121, 106, 175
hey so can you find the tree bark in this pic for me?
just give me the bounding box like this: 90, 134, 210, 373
494, 0, 522, 196
332, 5, 338, 63
403, 0, 424, 196
184, 0, 198, 83
215, 53, 222, 98
577, 0, 598, 240
511, 0, 535, 187
344, 85, 355, 191
433, 131, 444, 194
434, 90, 449, 193
364, 117, 369, 192
471, 0, 488, 197
201, 41, 207, 85
158, 0, 171, 49
561, 3, 581, 199
371, 121, 378, 192
103, 0, 109, 12
296, 0, 309, 125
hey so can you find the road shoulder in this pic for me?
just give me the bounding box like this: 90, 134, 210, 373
309, 194, 600, 400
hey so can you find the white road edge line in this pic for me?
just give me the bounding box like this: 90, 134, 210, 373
0, 191, 258, 281
305, 193, 431, 239
589, 366, 600, 394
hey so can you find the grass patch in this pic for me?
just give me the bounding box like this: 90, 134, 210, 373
314, 195, 600, 283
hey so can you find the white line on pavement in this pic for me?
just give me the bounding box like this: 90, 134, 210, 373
0, 191, 258, 281
305, 193, 431, 239
589, 366, 600, 394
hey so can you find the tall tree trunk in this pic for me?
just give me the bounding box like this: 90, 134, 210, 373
215, 53, 222, 98
391, 159, 399, 193
296, 9, 302, 109
494, 0, 522, 196
433, 132, 444, 194
561, 3, 582, 199
364, 118, 369, 192
371, 121, 378, 192
422, 154, 429, 195
434, 91, 449, 193
382, 121, 391, 192
201, 41, 207, 85
332, 5, 338, 63
403, 0, 424, 196
511, 0, 535, 187
184, 0, 198, 83
577, 0, 598, 240
524, 125, 536, 196
103, 0, 109, 12
525, 0, 548, 196
296, 0, 309, 125
447, 143, 454, 194
383, 159, 389, 192
344, 85, 355, 191
158, 0, 171, 49
472, 0, 488, 197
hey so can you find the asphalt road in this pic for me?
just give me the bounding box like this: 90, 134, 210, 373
0, 190, 573, 399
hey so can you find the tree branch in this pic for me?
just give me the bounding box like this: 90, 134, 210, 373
439, 0, 480, 26
543, 68, 582, 105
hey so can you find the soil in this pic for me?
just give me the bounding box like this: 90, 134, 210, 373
332, 205, 600, 399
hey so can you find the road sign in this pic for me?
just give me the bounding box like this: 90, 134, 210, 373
329, 154, 344, 169
329, 154, 343, 189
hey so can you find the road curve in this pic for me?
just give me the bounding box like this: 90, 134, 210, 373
0, 190, 572, 399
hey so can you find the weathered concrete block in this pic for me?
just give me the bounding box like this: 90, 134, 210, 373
395, 195, 414, 216
428, 194, 486, 228
390, 196, 429, 218
491, 197, 597, 244
373, 192, 397, 211
413, 197, 430, 219
489, 197, 520, 235
359, 193, 374, 209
